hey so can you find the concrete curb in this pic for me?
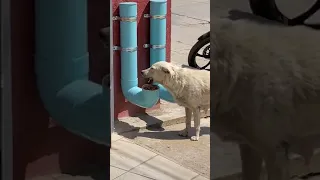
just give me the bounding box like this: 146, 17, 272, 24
115, 101, 210, 134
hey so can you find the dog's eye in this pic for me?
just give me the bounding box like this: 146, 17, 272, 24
150, 67, 154, 70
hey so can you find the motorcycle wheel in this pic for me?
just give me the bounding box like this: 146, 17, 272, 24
249, 0, 284, 22
249, 0, 320, 27
188, 36, 210, 70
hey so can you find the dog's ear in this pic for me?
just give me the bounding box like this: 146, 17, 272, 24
160, 66, 172, 74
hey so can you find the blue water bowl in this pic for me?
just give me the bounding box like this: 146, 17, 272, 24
141, 84, 160, 107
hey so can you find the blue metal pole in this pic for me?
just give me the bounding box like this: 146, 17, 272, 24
34, 0, 110, 145
120, 2, 160, 108
150, 0, 175, 103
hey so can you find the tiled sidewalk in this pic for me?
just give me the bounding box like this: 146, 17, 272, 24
110, 133, 208, 180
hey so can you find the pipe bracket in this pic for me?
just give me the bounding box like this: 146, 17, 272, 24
112, 16, 137, 22
143, 44, 166, 49
113, 46, 138, 52
143, 14, 166, 19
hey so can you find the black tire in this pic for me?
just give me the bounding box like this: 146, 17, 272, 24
249, 0, 320, 27
249, 0, 284, 22
188, 37, 210, 69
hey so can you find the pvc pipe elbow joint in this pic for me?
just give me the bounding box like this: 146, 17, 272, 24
157, 84, 175, 103
121, 80, 160, 108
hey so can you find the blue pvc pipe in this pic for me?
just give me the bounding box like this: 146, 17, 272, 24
34, 0, 110, 145
150, 0, 175, 103
120, 2, 160, 108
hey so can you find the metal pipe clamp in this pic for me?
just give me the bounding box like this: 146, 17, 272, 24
143, 44, 166, 49
112, 16, 137, 22
113, 46, 138, 52
143, 14, 166, 19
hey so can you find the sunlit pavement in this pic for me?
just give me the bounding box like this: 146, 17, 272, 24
170, 0, 210, 67
110, 133, 208, 180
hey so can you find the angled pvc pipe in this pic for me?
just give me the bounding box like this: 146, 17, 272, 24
119, 2, 160, 108
34, 0, 110, 145
150, 0, 175, 103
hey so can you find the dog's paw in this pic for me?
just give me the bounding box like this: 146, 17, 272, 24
190, 136, 199, 141
178, 129, 188, 137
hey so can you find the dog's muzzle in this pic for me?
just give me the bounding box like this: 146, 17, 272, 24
147, 78, 153, 84
141, 70, 153, 84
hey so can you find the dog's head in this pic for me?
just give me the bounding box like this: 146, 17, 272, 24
141, 61, 175, 84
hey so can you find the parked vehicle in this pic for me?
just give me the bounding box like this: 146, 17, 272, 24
187, 31, 210, 71
249, 0, 320, 28
187, 0, 320, 71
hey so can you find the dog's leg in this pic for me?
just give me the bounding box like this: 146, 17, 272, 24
266, 160, 290, 180
179, 107, 192, 137
239, 143, 263, 180
191, 107, 201, 141
265, 148, 291, 180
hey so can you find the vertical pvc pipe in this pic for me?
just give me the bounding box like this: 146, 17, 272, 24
150, 0, 175, 102
120, 2, 138, 87
150, 0, 167, 65
34, 0, 110, 145
119, 2, 160, 108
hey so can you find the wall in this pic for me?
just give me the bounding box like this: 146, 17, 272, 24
10, 0, 110, 179
112, 0, 172, 118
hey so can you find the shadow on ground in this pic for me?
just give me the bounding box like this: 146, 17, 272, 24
226, 9, 285, 26
64, 164, 109, 180
114, 114, 210, 140
226, 9, 320, 29
114, 114, 165, 134
121, 126, 210, 140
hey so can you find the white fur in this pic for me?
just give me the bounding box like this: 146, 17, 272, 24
210, 17, 320, 180
142, 61, 210, 141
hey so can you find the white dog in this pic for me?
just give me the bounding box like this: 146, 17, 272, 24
210, 17, 320, 180
141, 61, 210, 141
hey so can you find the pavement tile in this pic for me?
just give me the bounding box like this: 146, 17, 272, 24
110, 139, 157, 171
172, 2, 210, 21
110, 166, 127, 179
119, 137, 132, 143
210, 133, 241, 179
130, 155, 199, 180
171, 24, 209, 46
172, 0, 209, 8
50, 174, 69, 179
27, 176, 55, 180
112, 133, 123, 142
171, 41, 192, 54
171, 14, 208, 27
170, 51, 189, 66
192, 175, 210, 180
126, 118, 210, 178
55, 175, 93, 180
114, 172, 154, 180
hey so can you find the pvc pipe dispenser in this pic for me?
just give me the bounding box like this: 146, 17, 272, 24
149, 0, 175, 103
34, 0, 110, 145
119, 2, 160, 108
